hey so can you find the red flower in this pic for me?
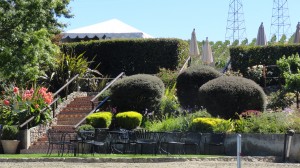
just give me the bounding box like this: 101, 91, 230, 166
13, 87, 19, 93
3, 100, 10, 106
35, 104, 39, 109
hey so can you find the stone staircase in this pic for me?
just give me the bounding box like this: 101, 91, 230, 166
21, 93, 98, 154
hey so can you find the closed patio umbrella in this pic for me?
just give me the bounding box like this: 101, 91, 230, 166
202, 37, 214, 65
294, 22, 300, 43
256, 22, 267, 46
189, 29, 200, 57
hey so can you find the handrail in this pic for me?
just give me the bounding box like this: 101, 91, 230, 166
222, 59, 231, 73
73, 96, 110, 129
19, 74, 79, 128
19, 107, 48, 128
53, 74, 79, 97
179, 56, 191, 73
90, 72, 124, 106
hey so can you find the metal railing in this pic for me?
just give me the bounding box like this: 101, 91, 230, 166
90, 72, 125, 109
73, 96, 110, 129
19, 74, 80, 129
179, 56, 191, 73
73, 72, 125, 129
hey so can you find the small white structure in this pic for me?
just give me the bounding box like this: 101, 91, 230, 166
62, 19, 153, 42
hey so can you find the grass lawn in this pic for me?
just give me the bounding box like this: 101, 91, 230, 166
0, 153, 222, 159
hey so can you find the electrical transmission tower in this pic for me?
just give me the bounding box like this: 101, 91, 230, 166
225, 0, 247, 43
270, 0, 291, 41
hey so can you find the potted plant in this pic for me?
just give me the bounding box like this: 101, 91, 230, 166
1, 125, 20, 154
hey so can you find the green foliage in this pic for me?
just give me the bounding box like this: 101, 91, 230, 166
159, 84, 180, 117
76, 124, 94, 132
110, 74, 165, 114
233, 112, 289, 133
145, 110, 211, 132
115, 111, 143, 130
145, 116, 188, 132
156, 68, 178, 88
1, 125, 19, 140
61, 38, 189, 76
277, 54, 300, 93
86, 112, 112, 128
230, 45, 300, 86
199, 76, 266, 119
267, 90, 295, 110
176, 65, 222, 109
41, 53, 99, 95
190, 117, 232, 133
0, 0, 72, 86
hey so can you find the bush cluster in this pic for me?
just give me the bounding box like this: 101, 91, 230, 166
61, 38, 189, 76
86, 112, 112, 128
110, 74, 165, 114
115, 111, 143, 130
199, 76, 266, 119
176, 65, 222, 109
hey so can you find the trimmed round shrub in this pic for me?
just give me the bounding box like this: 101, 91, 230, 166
189, 117, 229, 133
115, 111, 143, 130
176, 65, 222, 109
198, 76, 266, 119
110, 74, 165, 114
86, 112, 112, 128
76, 124, 94, 132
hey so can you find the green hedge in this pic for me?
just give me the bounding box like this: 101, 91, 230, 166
61, 38, 189, 76
86, 112, 112, 128
230, 45, 300, 79
115, 111, 143, 130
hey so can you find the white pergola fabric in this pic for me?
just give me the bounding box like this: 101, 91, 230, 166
62, 19, 153, 39
256, 22, 267, 46
189, 29, 200, 57
294, 22, 300, 43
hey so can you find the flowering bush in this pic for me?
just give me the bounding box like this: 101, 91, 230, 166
246, 64, 264, 84
0, 85, 53, 127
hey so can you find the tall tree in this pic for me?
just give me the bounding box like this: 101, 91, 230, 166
0, 0, 72, 85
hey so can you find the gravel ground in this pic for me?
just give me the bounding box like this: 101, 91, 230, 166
0, 157, 300, 168
0, 160, 300, 168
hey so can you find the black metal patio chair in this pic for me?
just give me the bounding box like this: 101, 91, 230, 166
133, 129, 158, 155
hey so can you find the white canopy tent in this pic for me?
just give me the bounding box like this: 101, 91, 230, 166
62, 19, 153, 41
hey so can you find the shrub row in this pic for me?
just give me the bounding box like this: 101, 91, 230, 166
85, 111, 142, 130
61, 38, 189, 76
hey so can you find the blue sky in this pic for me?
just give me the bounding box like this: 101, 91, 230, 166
59, 0, 299, 42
